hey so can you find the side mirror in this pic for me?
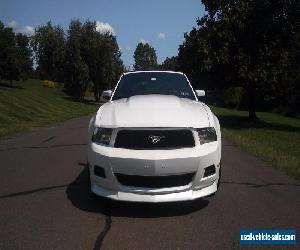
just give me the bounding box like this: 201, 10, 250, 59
195, 90, 205, 97
101, 90, 112, 102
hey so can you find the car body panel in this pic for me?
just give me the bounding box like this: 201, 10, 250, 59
96, 94, 212, 128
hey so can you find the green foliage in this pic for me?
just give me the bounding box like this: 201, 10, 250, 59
64, 20, 124, 102
0, 21, 32, 86
64, 20, 90, 101
15, 33, 33, 80
31, 21, 66, 82
133, 42, 157, 70
160, 56, 179, 71
178, 0, 300, 119
80, 20, 124, 101
224, 87, 246, 109
31, 19, 124, 102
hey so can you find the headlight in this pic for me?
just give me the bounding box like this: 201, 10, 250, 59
197, 127, 217, 145
92, 127, 113, 146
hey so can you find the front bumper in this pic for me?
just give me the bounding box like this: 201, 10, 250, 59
91, 179, 218, 202
87, 141, 221, 202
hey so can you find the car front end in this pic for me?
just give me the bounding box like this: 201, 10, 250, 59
87, 71, 221, 202
88, 128, 221, 202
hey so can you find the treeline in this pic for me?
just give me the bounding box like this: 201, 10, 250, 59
0, 21, 33, 86
133, 42, 158, 70
132, 43, 177, 71
32, 20, 124, 101
0, 20, 124, 101
158, 0, 300, 118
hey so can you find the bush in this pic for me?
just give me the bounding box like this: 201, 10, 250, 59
224, 87, 246, 109
205, 87, 247, 110
42, 80, 56, 88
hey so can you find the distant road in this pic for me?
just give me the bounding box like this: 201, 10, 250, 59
0, 116, 299, 249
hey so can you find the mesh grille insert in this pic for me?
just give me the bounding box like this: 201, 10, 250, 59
115, 172, 195, 188
114, 129, 195, 149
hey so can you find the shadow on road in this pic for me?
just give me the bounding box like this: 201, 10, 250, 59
66, 164, 209, 218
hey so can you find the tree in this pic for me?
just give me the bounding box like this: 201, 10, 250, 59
133, 42, 157, 70
30, 19, 124, 102
31, 21, 66, 81
178, 0, 300, 119
64, 20, 124, 101
98, 34, 124, 90
0, 21, 16, 85
64, 20, 90, 101
80, 20, 124, 101
0, 21, 32, 86
15, 33, 33, 80
160, 56, 179, 71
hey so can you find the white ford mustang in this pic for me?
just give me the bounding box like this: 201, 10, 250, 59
87, 71, 221, 202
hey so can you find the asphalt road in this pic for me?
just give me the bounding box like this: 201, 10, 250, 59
0, 116, 299, 249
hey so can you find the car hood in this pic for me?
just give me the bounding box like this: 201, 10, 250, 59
95, 94, 212, 128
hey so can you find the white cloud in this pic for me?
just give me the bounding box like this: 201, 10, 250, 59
19, 26, 35, 36
96, 21, 116, 35
157, 32, 166, 39
139, 39, 148, 44
8, 20, 18, 29
7, 21, 34, 36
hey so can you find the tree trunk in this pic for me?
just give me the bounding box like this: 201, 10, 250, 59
94, 88, 100, 102
80, 90, 85, 103
247, 84, 258, 121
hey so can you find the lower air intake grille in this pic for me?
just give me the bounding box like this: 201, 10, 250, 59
114, 129, 195, 150
115, 172, 195, 188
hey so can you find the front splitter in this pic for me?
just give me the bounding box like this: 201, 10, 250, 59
91, 180, 217, 203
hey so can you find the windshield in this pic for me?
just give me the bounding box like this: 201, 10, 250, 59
112, 72, 196, 101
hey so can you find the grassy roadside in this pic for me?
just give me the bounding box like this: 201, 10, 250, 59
211, 106, 300, 178
0, 79, 98, 137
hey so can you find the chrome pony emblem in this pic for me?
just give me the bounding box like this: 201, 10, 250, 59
148, 135, 166, 144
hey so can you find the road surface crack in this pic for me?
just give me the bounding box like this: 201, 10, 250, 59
93, 204, 112, 250
0, 181, 88, 199
41, 136, 56, 143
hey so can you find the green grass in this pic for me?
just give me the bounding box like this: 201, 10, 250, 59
0, 79, 98, 137
211, 106, 300, 178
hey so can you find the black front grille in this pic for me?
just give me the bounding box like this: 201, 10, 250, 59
114, 129, 195, 149
115, 172, 195, 188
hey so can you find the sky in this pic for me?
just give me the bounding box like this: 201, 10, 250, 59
0, 0, 205, 68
